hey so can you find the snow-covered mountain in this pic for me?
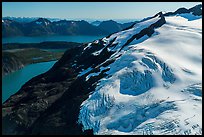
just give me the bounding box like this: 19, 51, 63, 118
77, 5, 202, 135
2, 4, 202, 135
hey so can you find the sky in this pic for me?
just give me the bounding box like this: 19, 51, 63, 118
2, 2, 202, 20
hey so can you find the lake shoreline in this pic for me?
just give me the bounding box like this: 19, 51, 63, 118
2, 60, 57, 103
2, 48, 65, 76
2, 35, 106, 44
2, 59, 59, 77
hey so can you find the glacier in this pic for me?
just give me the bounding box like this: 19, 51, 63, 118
77, 11, 202, 135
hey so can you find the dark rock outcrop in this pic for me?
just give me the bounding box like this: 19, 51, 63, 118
164, 4, 202, 16
120, 12, 166, 51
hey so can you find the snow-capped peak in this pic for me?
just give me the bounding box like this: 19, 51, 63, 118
34, 18, 51, 26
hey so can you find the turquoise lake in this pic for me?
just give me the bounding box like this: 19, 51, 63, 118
2, 61, 57, 103
2, 35, 106, 103
2, 35, 105, 44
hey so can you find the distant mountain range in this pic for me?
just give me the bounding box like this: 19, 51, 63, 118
2, 18, 137, 37
2, 17, 62, 23
3, 17, 139, 23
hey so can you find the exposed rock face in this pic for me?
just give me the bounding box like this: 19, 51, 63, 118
2, 52, 24, 76
164, 4, 202, 16
120, 12, 166, 51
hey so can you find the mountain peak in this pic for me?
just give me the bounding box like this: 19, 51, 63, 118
189, 4, 202, 16
36, 18, 51, 22
102, 20, 118, 24
34, 18, 51, 25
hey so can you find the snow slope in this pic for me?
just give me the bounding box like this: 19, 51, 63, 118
78, 12, 202, 135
